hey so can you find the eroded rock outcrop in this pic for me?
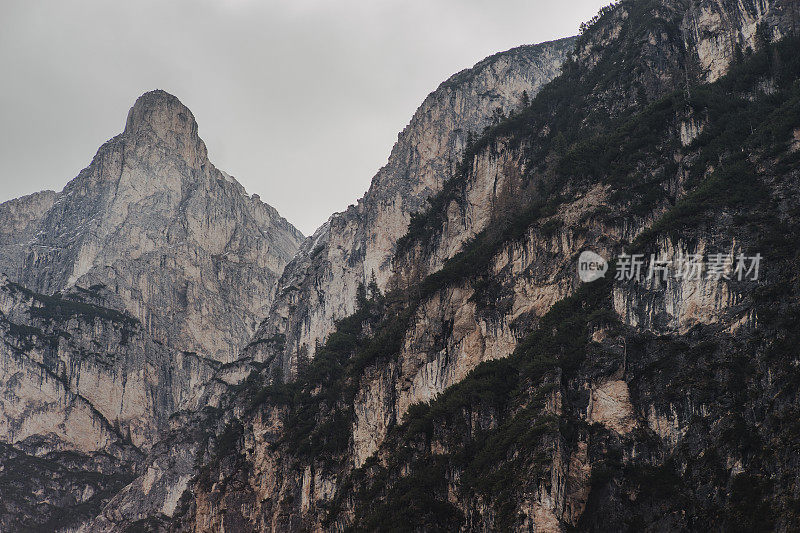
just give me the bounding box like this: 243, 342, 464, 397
0, 91, 303, 530
250, 38, 577, 376
2, 90, 303, 363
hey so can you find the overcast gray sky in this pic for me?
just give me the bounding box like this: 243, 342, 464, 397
0, 0, 609, 235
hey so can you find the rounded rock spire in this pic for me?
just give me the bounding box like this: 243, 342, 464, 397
124, 89, 207, 165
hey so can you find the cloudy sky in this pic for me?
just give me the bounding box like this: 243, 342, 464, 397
0, 0, 609, 235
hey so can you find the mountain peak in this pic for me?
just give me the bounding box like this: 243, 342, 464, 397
124, 89, 207, 164
125, 90, 196, 135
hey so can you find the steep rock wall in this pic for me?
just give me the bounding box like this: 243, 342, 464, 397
250, 38, 577, 375
1, 91, 304, 363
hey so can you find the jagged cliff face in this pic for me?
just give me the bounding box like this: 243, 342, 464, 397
0, 273, 217, 530
3, 0, 800, 530
255, 0, 798, 379
364, 0, 800, 443
0, 276, 217, 453
73, 40, 578, 531
0, 190, 58, 280
683, 0, 796, 82
172, 0, 800, 531
0, 90, 303, 362
0, 91, 303, 530
251, 38, 576, 375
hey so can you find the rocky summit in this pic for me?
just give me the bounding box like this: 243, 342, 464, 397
0, 90, 303, 530
0, 90, 303, 362
3, 0, 800, 531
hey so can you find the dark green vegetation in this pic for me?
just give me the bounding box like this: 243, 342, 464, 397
0, 442, 135, 533
351, 30, 799, 532
341, 277, 617, 532
244, 281, 409, 468
7, 281, 138, 326
2, 281, 139, 355
400, 30, 800, 305
189, 2, 800, 529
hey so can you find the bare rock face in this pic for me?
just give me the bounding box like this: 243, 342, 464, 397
0, 190, 57, 278
0, 273, 214, 530
682, 0, 797, 82
251, 38, 577, 375
0, 91, 303, 530
1, 90, 304, 362
0, 275, 218, 454
0, 190, 57, 245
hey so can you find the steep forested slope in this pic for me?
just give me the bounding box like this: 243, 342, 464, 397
172, 1, 800, 531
